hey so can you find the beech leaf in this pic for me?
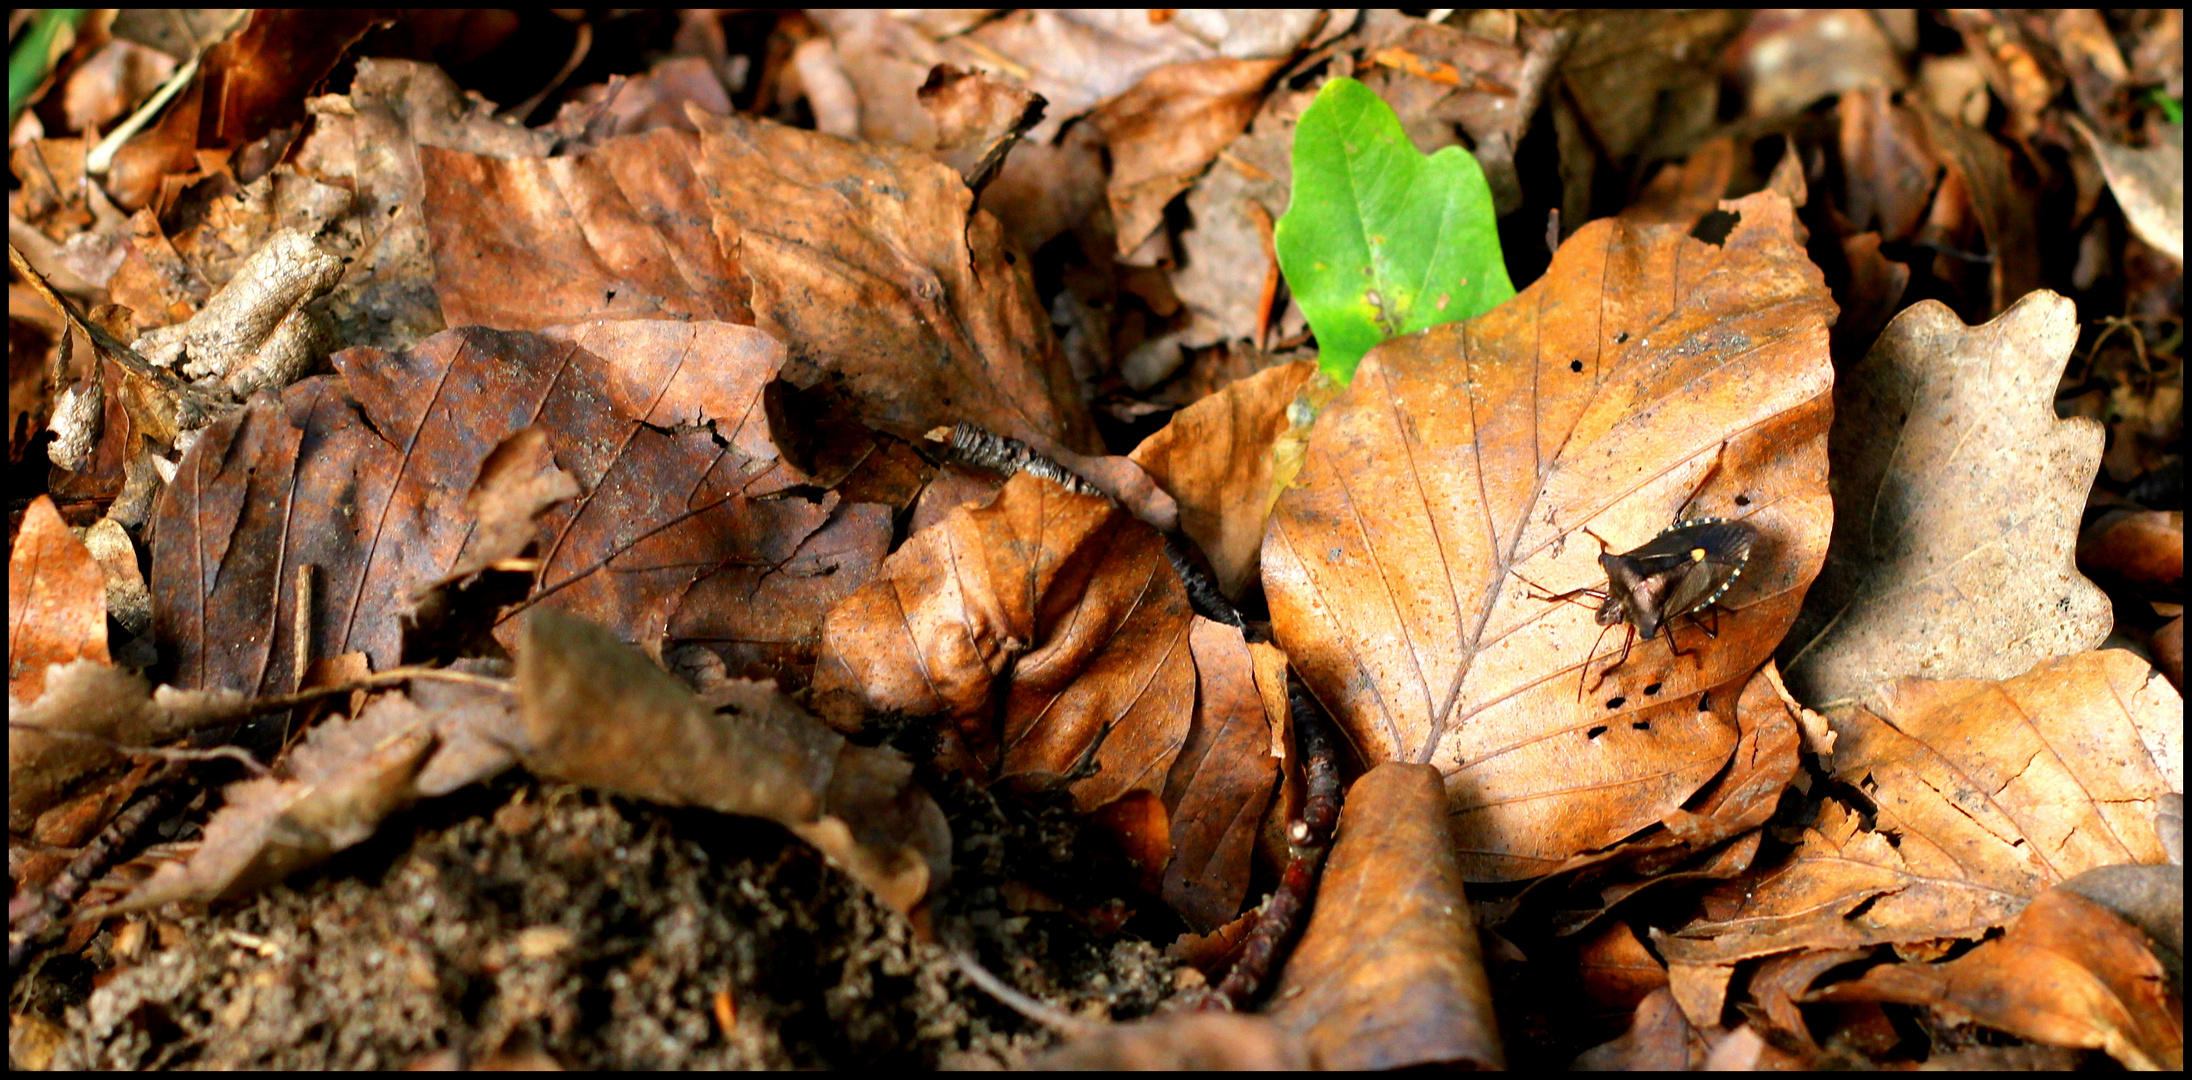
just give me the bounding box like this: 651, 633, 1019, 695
1262, 191, 1835, 881
1275, 77, 1514, 383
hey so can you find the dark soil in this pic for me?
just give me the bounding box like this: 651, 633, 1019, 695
14, 771, 1183, 1069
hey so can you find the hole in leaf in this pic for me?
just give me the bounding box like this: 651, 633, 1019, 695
1734, 494, 1751, 507
1643, 682, 1662, 695
1689, 209, 1740, 245
1569, 359, 1583, 372
1631, 720, 1650, 731
1614, 331, 1629, 343
1696, 692, 1711, 712
1603, 696, 1626, 710
1586, 725, 1607, 739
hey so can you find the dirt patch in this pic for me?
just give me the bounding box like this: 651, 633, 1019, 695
18, 771, 1183, 1069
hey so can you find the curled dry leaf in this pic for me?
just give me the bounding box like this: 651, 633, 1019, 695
516, 610, 950, 916
1262, 191, 1835, 880
1159, 621, 1281, 932
1812, 888, 2183, 1070
1664, 650, 2180, 965
1129, 359, 1318, 600
9, 495, 109, 703
814, 472, 1197, 815
2071, 119, 2183, 265
151, 322, 888, 695
915, 63, 1046, 195
1267, 763, 1503, 1070
1781, 292, 2111, 708
133, 228, 342, 398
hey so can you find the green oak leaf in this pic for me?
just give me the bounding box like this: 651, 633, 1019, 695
1276, 77, 1514, 383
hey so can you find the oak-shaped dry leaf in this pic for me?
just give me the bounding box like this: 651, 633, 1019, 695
1262, 190, 1836, 881
1781, 291, 2111, 708
1663, 650, 2180, 965
1129, 359, 1317, 600
1267, 763, 1503, 1071
151, 321, 887, 695
516, 610, 950, 916
9, 494, 108, 703
813, 472, 1197, 816
1812, 887, 2183, 1070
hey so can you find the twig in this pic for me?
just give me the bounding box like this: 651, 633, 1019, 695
949, 950, 1095, 1037
1206, 672, 1343, 1009
5, 723, 272, 775
8, 768, 185, 975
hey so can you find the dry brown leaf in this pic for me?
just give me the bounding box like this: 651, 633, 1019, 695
813, 472, 1196, 815
151, 322, 886, 695
1028, 1011, 1309, 1069
1089, 57, 1286, 257
1781, 292, 2111, 708
689, 109, 1100, 456
916, 63, 1046, 195
515, 610, 949, 916
1812, 888, 2183, 1070
1128, 359, 1317, 599
1571, 987, 1712, 1070
1664, 650, 2180, 965
289, 58, 559, 354
1267, 762, 1504, 1070
9, 494, 109, 703
2072, 119, 2183, 265
2078, 509, 2184, 596
1158, 620, 1279, 932
421, 128, 754, 331
1263, 190, 1835, 881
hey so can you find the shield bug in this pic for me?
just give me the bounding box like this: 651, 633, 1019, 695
1526, 458, 1758, 702
1532, 518, 1756, 701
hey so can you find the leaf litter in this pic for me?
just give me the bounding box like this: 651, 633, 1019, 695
9, 8, 2184, 1071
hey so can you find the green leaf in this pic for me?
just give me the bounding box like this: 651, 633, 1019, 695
1276, 77, 1514, 383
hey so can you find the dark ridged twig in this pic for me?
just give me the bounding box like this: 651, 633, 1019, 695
8, 767, 184, 975
930, 422, 1243, 628
1206, 673, 1343, 1008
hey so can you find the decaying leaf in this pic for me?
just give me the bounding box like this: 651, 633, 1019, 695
1781, 292, 2111, 708
1263, 190, 1835, 880
151, 321, 889, 695
2070, 116, 2182, 264
9, 494, 109, 703
516, 609, 950, 915
1267, 763, 1503, 1070
99, 699, 439, 914
8, 660, 244, 832
1664, 650, 2180, 965
1812, 887, 2183, 1070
